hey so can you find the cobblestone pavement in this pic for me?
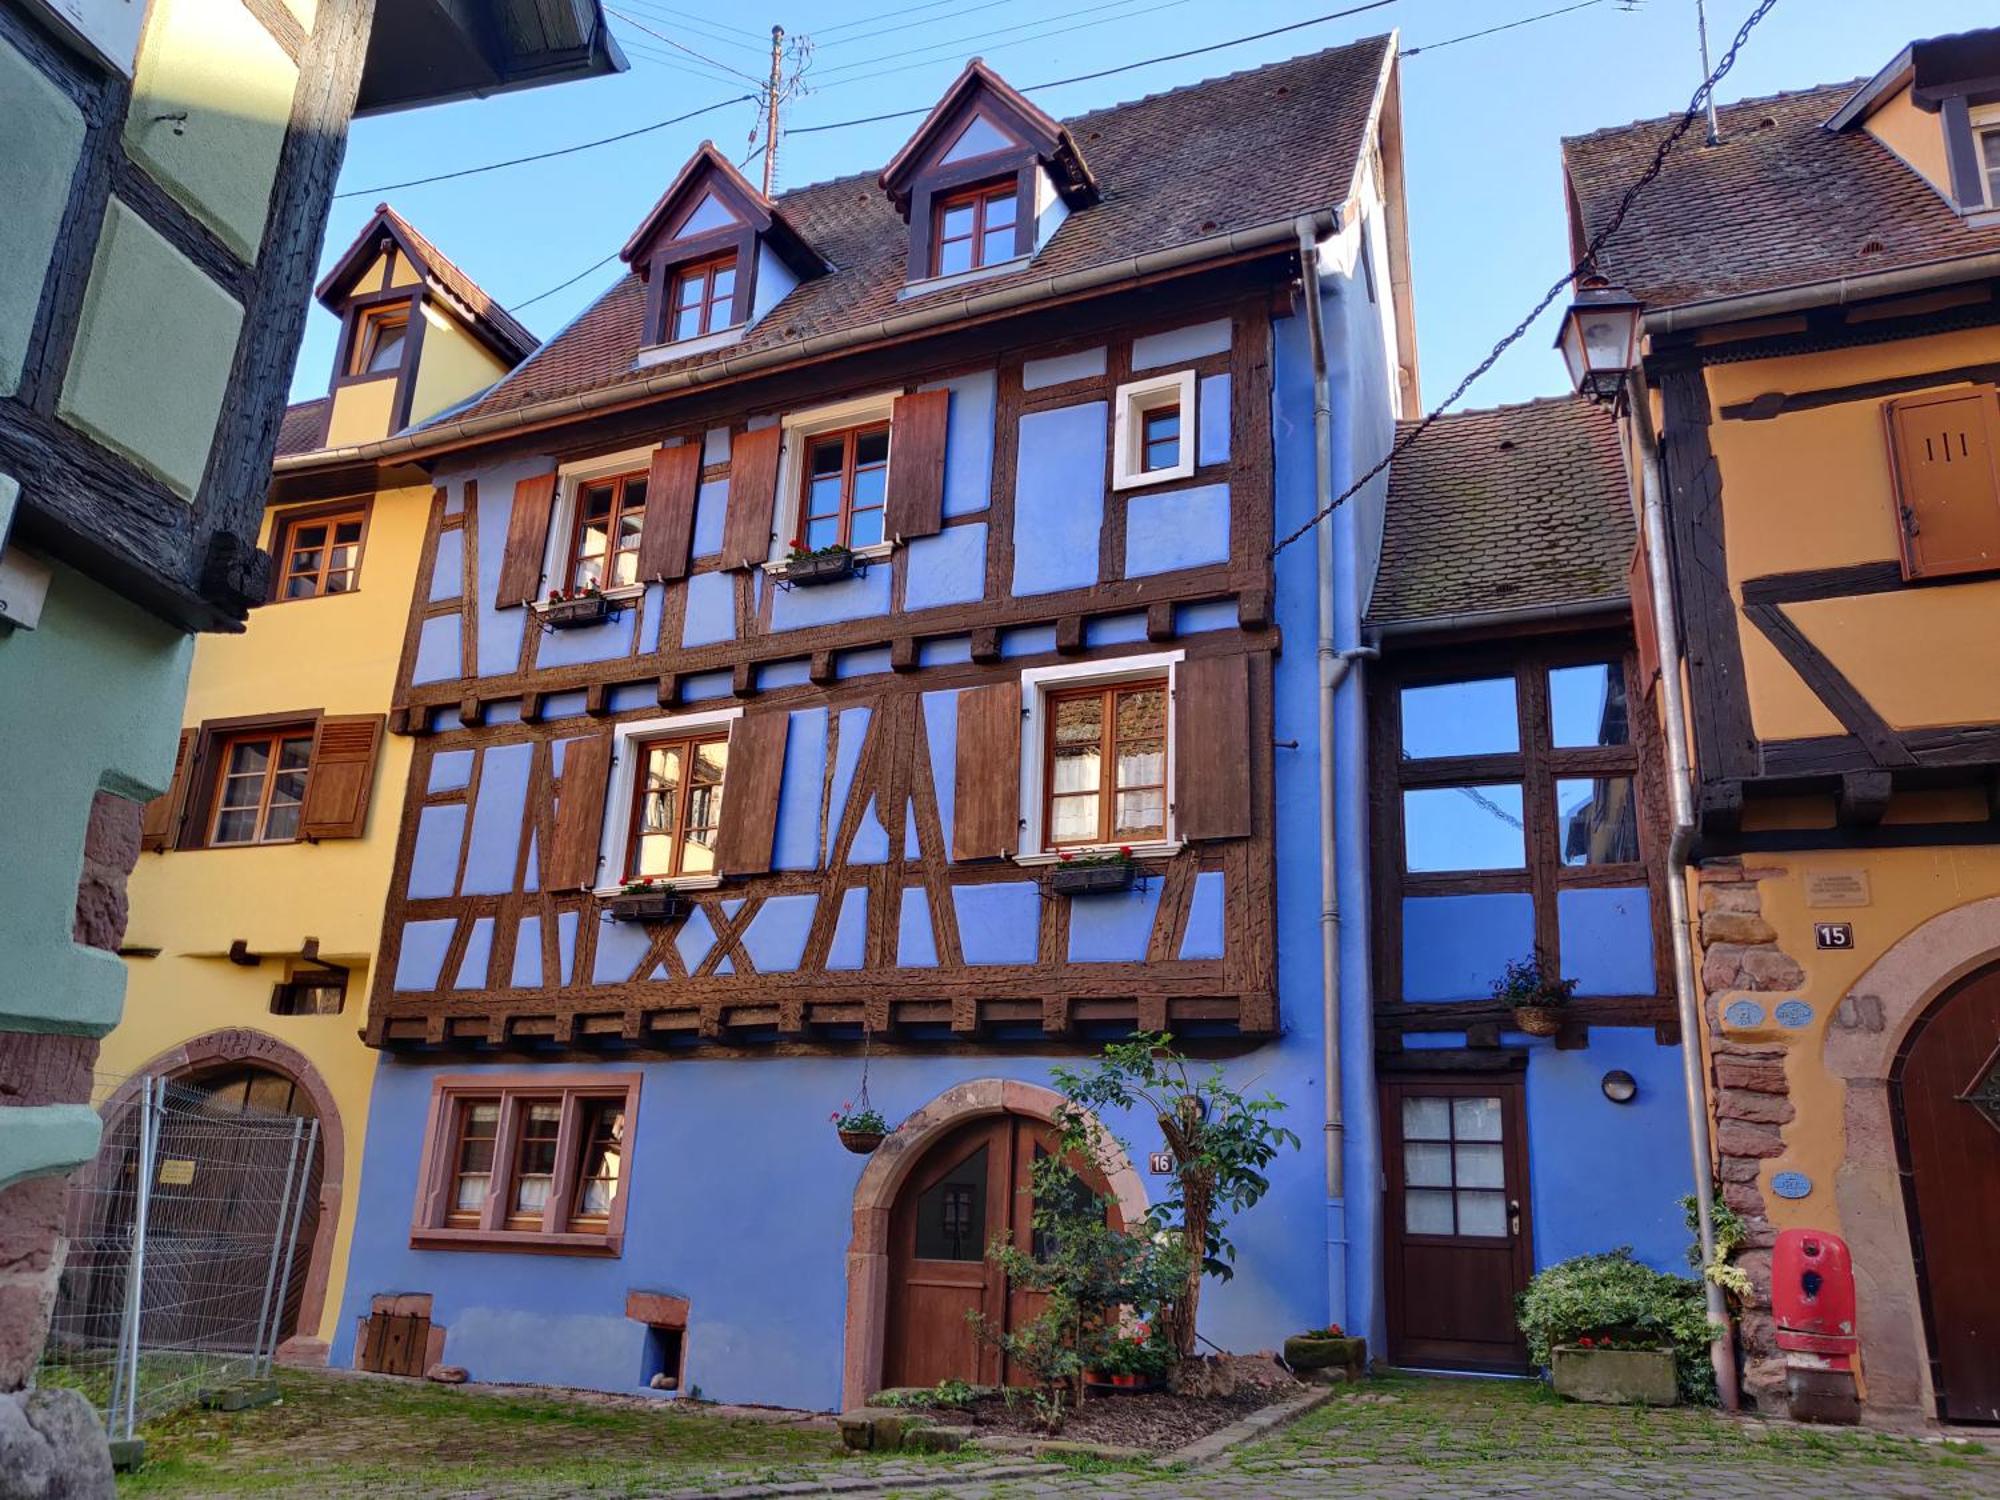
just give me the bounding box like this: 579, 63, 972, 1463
866, 1378, 2000, 1500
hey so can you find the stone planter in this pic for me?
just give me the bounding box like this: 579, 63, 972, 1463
538, 593, 616, 629
777, 549, 856, 587
1282, 1334, 1367, 1381
1513, 1003, 1564, 1037
604, 888, 685, 923
837, 1128, 885, 1155
1048, 861, 1136, 896
1550, 1345, 1678, 1406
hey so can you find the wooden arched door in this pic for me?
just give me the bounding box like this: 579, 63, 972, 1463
1894, 963, 2000, 1424
882, 1112, 1114, 1390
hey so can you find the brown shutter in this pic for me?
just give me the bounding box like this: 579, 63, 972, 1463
1175, 655, 1252, 841
1886, 388, 2000, 580
140, 729, 196, 852
952, 680, 1021, 861
883, 388, 950, 541
496, 472, 557, 607
300, 714, 386, 841
714, 710, 789, 876
1627, 542, 1661, 695
637, 442, 702, 582
548, 732, 613, 890
719, 426, 783, 569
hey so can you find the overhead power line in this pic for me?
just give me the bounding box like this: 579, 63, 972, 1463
513, 251, 621, 311
1402, 0, 1604, 56
1268, 0, 1780, 559
607, 5, 768, 85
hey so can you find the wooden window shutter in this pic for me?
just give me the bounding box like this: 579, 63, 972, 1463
713, 711, 789, 876
140, 729, 196, 852
1886, 387, 2000, 580
548, 732, 613, 890
952, 680, 1021, 861
1627, 542, 1661, 694
300, 714, 386, 841
636, 443, 702, 581
496, 472, 557, 607
1175, 655, 1252, 841
883, 388, 950, 541
719, 426, 783, 569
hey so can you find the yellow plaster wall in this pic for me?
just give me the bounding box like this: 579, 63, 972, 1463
408, 307, 508, 428
106, 480, 432, 1344
1861, 84, 1955, 202
388, 250, 421, 289
1701, 324, 2000, 742
325, 375, 397, 448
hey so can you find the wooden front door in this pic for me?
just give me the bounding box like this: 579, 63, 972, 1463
1380, 1075, 1535, 1373
883, 1113, 1109, 1390
1895, 964, 2000, 1424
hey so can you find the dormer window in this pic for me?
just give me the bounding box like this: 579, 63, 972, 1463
350, 304, 409, 376
669, 252, 739, 341
933, 180, 1018, 277
1977, 106, 2000, 208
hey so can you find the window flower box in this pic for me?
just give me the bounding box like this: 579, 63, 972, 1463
1550, 1343, 1678, 1406
1047, 849, 1138, 897
604, 884, 686, 923
537, 588, 618, 630
776, 546, 857, 588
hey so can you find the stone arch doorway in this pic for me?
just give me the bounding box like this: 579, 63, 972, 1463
841, 1079, 1147, 1409
105, 1029, 345, 1361
1825, 895, 2000, 1422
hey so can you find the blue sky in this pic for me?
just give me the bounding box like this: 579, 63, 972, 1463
291, 0, 1994, 410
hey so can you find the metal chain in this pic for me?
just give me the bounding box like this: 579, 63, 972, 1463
1270, 0, 1781, 561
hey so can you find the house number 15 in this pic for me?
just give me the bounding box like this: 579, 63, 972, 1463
1814, 922, 1854, 950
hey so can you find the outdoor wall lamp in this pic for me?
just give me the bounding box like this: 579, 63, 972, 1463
1601, 1069, 1639, 1105
1556, 280, 1644, 404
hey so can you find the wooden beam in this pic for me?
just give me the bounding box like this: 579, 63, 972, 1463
1719, 360, 2000, 422
1837, 770, 1893, 826
1742, 601, 1914, 768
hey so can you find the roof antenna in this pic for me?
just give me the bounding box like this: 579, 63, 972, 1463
1695, 0, 1721, 145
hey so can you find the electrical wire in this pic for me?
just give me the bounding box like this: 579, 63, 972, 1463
811, 0, 963, 41
512, 251, 622, 311
1268, 0, 1780, 559
606, 5, 768, 86
331, 93, 755, 198
807, 0, 1203, 89
814, 0, 1026, 54
614, 0, 767, 52
1402, 0, 1604, 56
616, 35, 759, 90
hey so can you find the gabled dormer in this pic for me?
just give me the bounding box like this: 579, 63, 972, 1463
878, 58, 1099, 291
620, 143, 826, 366
1827, 25, 2000, 223
313, 205, 537, 448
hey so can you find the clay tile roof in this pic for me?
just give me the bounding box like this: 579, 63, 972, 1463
452, 36, 1394, 427
1369, 395, 1632, 628
275, 396, 331, 458
1562, 80, 2000, 314
377, 206, 540, 362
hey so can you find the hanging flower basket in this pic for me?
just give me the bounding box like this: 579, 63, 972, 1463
1493, 957, 1578, 1040
1513, 1004, 1565, 1037
833, 1100, 889, 1155
837, 1128, 886, 1155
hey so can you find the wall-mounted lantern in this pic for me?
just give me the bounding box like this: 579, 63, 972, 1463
1556, 281, 1643, 404
1601, 1069, 1638, 1105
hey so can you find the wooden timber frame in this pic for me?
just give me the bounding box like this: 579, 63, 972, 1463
0, 0, 378, 633
364, 284, 1291, 1053
1646, 284, 2000, 854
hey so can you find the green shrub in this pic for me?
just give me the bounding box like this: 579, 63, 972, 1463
1517, 1248, 1719, 1404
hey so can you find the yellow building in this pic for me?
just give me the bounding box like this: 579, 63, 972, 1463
110, 210, 535, 1361
1565, 28, 2000, 1427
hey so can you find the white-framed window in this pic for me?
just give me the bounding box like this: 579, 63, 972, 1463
1974, 104, 2000, 210
764, 391, 902, 568
1110, 370, 1196, 491
1015, 650, 1184, 863
538, 444, 659, 607
595, 705, 744, 894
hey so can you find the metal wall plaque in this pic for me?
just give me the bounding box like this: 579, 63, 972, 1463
1775, 1000, 1814, 1029
1771, 1171, 1812, 1200
1148, 1152, 1174, 1175
1814, 922, 1854, 950
1724, 999, 1765, 1029
1804, 870, 1870, 909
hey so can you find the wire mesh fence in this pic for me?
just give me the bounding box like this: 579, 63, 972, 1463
35, 1071, 322, 1441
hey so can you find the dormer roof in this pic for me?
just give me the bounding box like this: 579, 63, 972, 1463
877, 58, 1098, 217
315, 204, 539, 363
619, 141, 826, 278
1824, 26, 2000, 131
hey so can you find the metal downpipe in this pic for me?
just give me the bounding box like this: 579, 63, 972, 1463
1631, 381, 1741, 1411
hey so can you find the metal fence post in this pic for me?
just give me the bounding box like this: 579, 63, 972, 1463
250, 1117, 303, 1380
120, 1077, 163, 1442
258, 1117, 318, 1375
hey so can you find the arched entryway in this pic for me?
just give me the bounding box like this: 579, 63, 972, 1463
841, 1079, 1148, 1409
1891, 963, 2000, 1424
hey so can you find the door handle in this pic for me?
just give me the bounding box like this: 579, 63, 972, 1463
1508, 1199, 1521, 1238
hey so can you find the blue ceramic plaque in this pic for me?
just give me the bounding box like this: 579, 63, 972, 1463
1771, 1171, 1812, 1200
1774, 1000, 1814, 1029
1723, 999, 1765, 1029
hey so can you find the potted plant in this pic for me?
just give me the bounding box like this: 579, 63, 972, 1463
777, 543, 857, 587
832, 1102, 889, 1155
604, 876, 684, 923
538, 582, 616, 629
1518, 1248, 1715, 1406
1047, 846, 1138, 897
1282, 1323, 1367, 1382
1493, 956, 1577, 1037
1084, 1322, 1171, 1392
1549, 1331, 1679, 1407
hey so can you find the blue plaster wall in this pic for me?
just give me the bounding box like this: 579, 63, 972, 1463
1022, 346, 1104, 390
903, 524, 986, 611
1124, 483, 1230, 578
770, 561, 892, 632
682, 572, 734, 647
430, 528, 462, 602
1011, 403, 1104, 595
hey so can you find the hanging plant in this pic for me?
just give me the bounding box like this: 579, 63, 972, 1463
832, 1027, 892, 1153
1493, 956, 1578, 1038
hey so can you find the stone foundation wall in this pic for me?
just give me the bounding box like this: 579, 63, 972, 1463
1695, 858, 1805, 1412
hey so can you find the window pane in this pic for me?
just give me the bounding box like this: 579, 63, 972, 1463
285, 573, 318, 599
1113, 789, 1165, 839
937, 237, 973, 277
677, 273, 705, 308
454, 1172, 490, 1214
1548, 663, 1629, 748
984, 190, 1016, 229
218, 775, 263, 811
673, 306, 702, 341
1556, 776, 1640, 866
1050, 794, 1099, 845
1400, 678, 1519, 759
981, 227, 1014, 266
1452, 1096, 1503, 1142
806, 474, 843, 520
228, 740, 271, 777
805, 515, 841, 550
1116, 741, 1164, 790
850, 464, 887, 511
1456, 1190, 1508, 1238
511, 1102, 562, 1217
1454, 1142, 1505, 1189
214, 809, 257, 844
574, 1102, 624, 1219
1405, 1188, 1454, 1235
808, 437, 845, 477
262, 798, 302, 843
1115, 686, 1164, 745
1402, 1096, 1450, 1140
914, 1144, 988, 1260
711, 265, 736, 301
855, 428, 889, 468
940, 203, 975, 239
365, 323, 405, 373
847, 508, 884, 549
1401, 785, 1525, 872
1404, 1142, 1452, 1188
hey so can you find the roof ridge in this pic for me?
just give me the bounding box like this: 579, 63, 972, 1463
1394, 392, 1598, 428
1559, 75, 1865, 148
